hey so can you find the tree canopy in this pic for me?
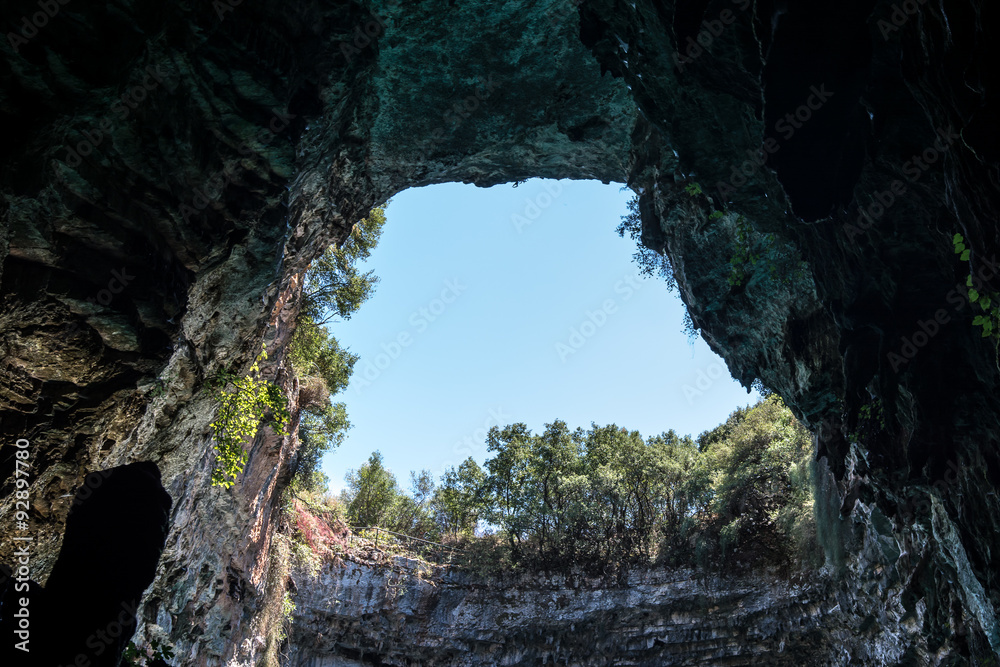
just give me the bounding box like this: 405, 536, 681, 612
335, 397, 821, 574
299, 206, 386, 325
288, 205, 387, 494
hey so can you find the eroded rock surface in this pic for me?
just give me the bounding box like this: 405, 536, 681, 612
284, 514, 974, 667
0, 0, 998, 664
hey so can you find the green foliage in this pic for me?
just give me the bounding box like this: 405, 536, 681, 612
387, 470, 440, 540
616, 195, 677, 291
287, 311, 357, 495
279, 590, 296, 642
285, 207, 387, 494
432, 458, 484, 538
344, 451, 402, 528
292, 402, 350, 494
300, 206, 386, 326
704, 396, 820, 569
121, 638, 174, 666
954, 233, 1000, 344
751, 377, 774, 398
209, 343, 290, 489
849, 397, 886, 443
684, 182, 704, 197
149, 374, 171, 398
616, 193, 697, 337
723, 212, 807, 289
727, 214, 763, 287
338, 398, 818, 575
289, 316, 358, 395
953, 232, 972, 263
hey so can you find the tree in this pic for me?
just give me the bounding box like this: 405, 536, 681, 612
288, 204, 386, 494
432, 458, 485, 538
616, 194, 676, 290
617, 193, 697, 337
329, 398, 818, 575
393, 470, 439, 539
709, 396, 816, 568
291, 402, 350, 494
481, 424, 534, 554
289, 319, 358, 396
300, 205, 386, 326
525, 420, 582, 559
580, 424, 647, 561
344, 451, 400, 527
209, 344, 290, 488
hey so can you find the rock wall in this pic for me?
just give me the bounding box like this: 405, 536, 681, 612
289, 556, 840, 667
578, 0, 1000, 660
283, 531, 942, 667
0, 0, 998, 664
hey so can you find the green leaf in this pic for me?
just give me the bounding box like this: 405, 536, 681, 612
970, 289, 979, 303
955, 242, 966, 253
961, 249, 971, 261
967, 276, 974, 287
953, 233, 964, 244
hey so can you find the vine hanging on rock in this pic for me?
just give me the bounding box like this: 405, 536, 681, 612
209, 342, 290, 488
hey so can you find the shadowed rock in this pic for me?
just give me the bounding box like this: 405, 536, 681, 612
0, 462, 171, 667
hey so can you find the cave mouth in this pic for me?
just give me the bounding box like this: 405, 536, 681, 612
0, 461, 172, 667
310, 179, 762, 491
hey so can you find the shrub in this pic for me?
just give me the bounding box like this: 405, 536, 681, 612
209, 343, 289, 488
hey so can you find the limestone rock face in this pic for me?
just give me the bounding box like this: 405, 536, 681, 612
283, 533, 947, 667
291, 556, 847, 667
0, 0, 998, 664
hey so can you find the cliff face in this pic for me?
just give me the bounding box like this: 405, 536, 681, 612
283, 519, 951, 667
290, 556, 843, 667
0, 0, 998, 664
576, 0, 1000, 660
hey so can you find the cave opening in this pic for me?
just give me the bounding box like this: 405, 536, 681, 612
1, 0, 998, 661
312, 179, 762, 494
0, 461, 171, 667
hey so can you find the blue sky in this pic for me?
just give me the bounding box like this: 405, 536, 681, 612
322, 179, 760, 493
